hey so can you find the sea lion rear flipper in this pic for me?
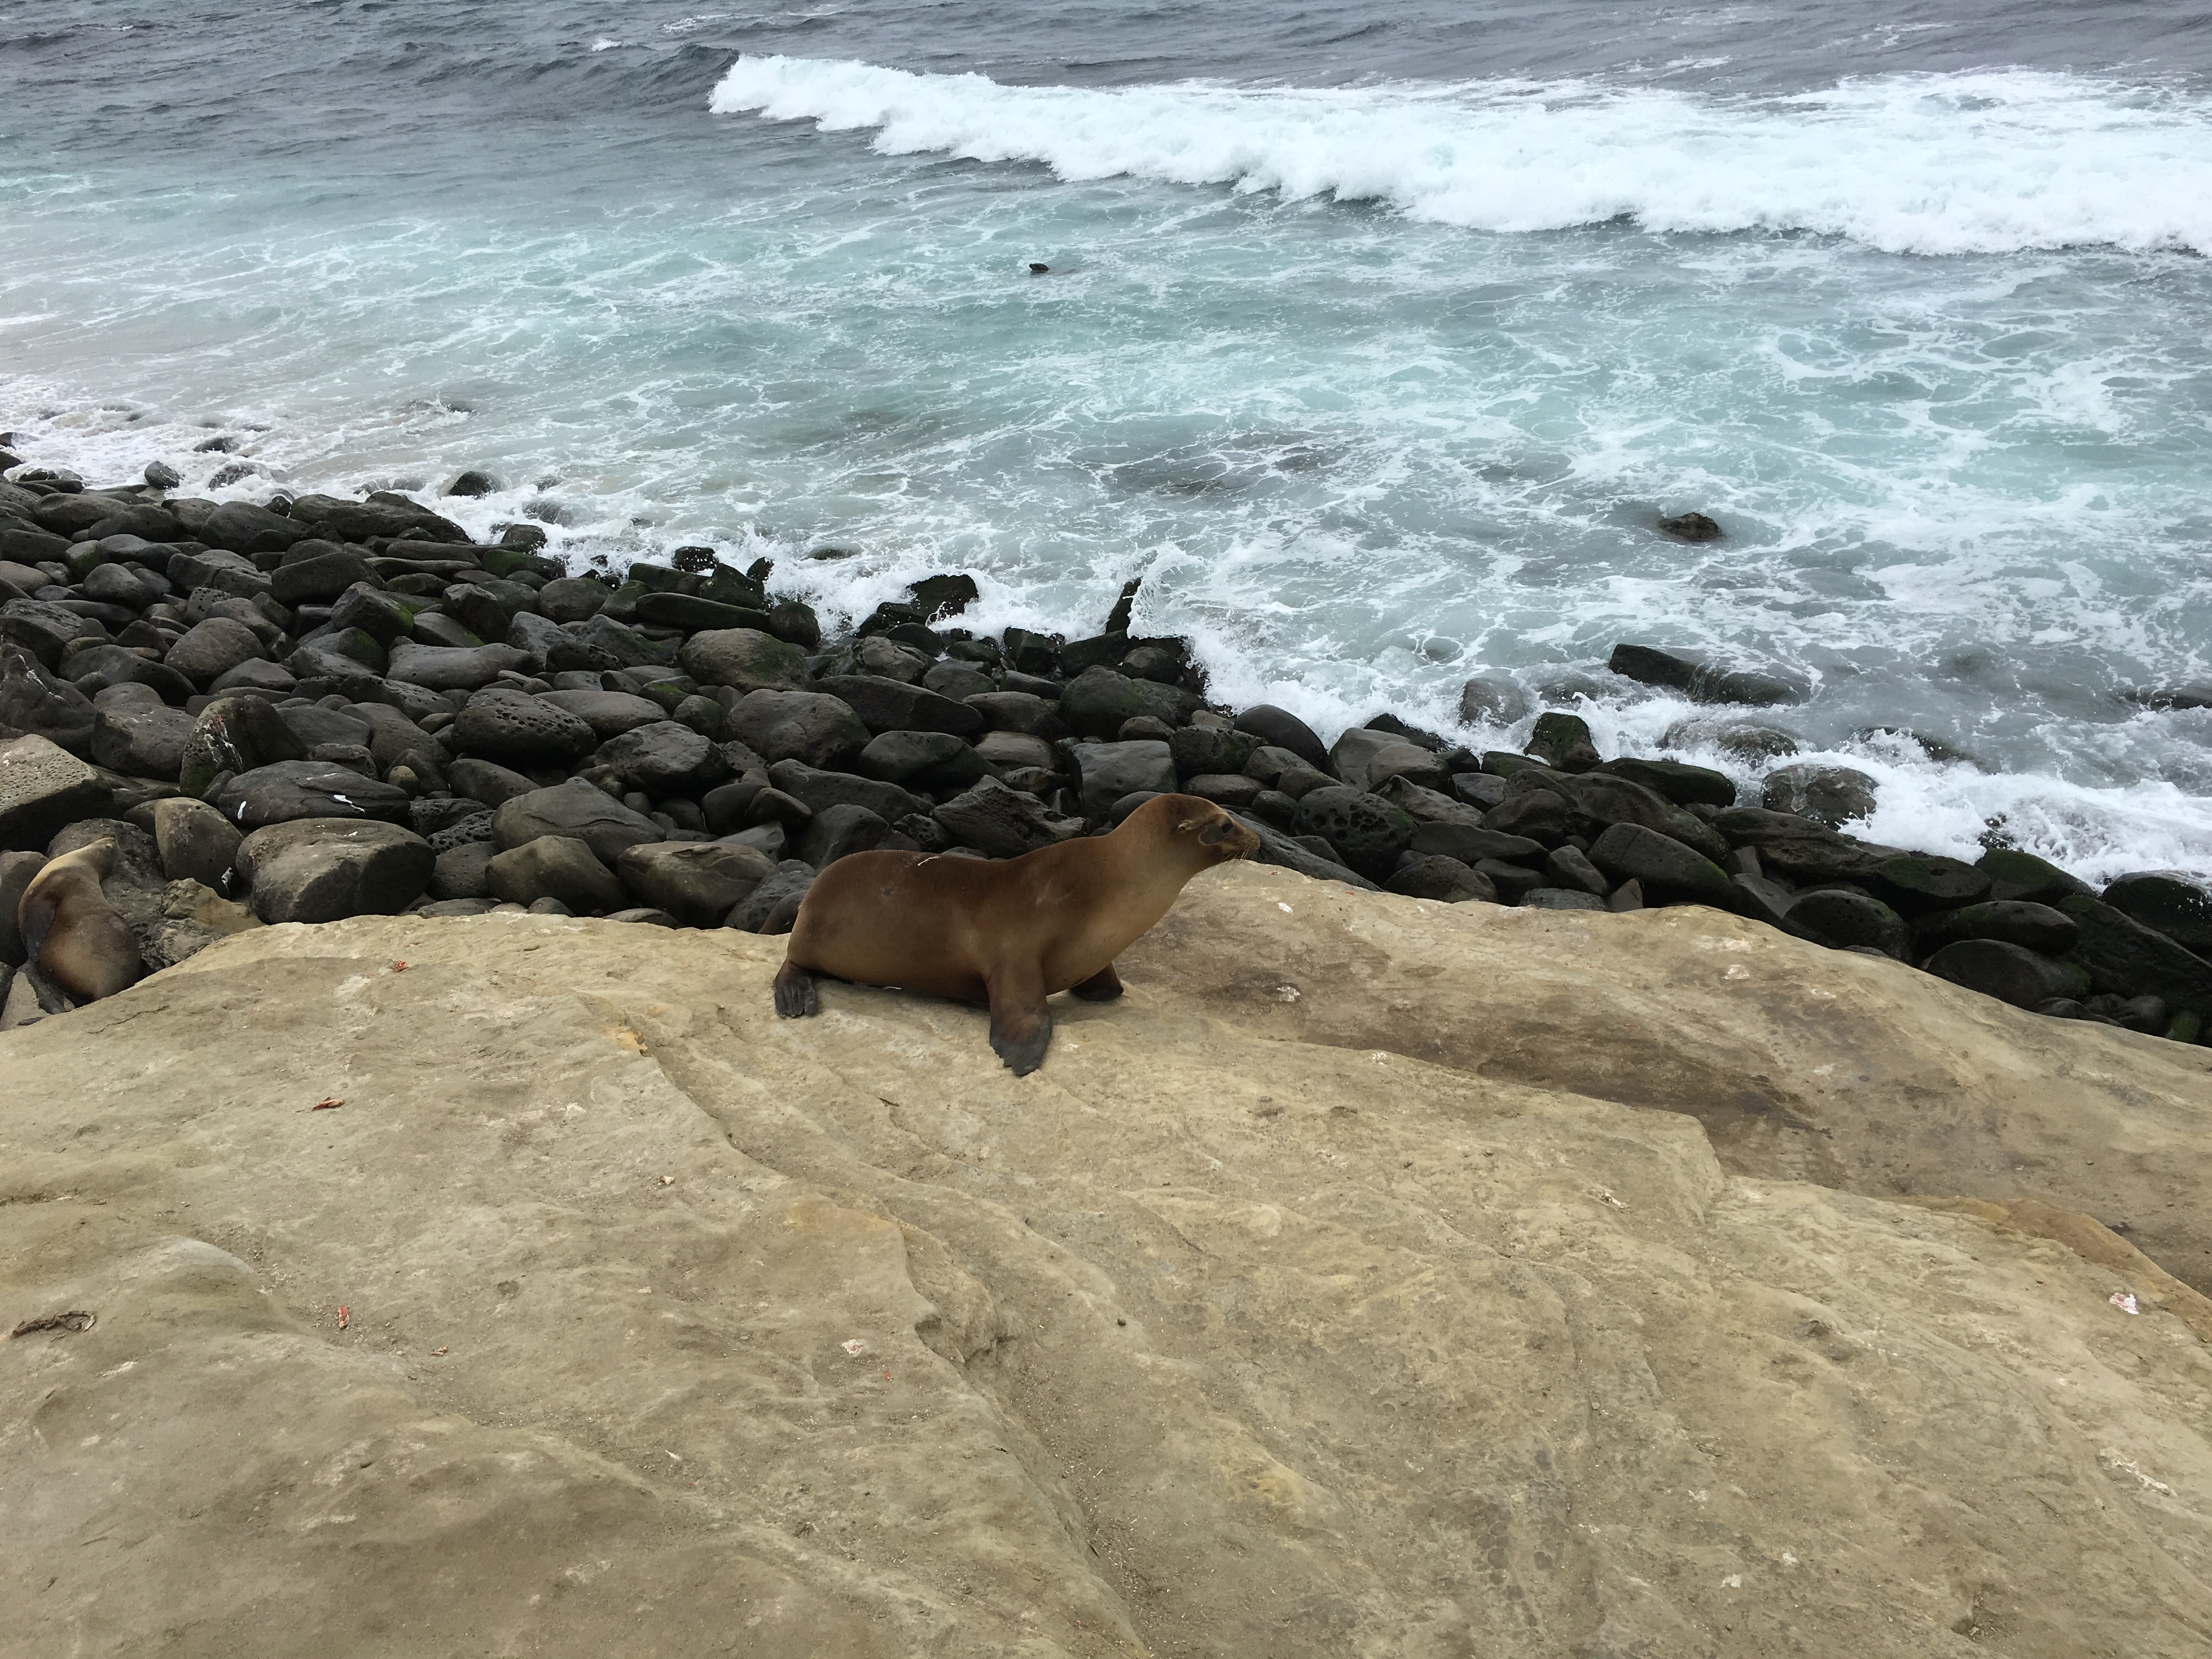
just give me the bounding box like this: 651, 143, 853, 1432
760, 894, 806, 936
987, 969, 1052, 1076
772, 957, 818, 1018
1069, 962, 1123, 1002
18, 885, 58, 972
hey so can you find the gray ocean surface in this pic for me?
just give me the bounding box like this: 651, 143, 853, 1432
4, 0, 2211, 878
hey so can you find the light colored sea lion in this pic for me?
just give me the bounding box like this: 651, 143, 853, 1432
773, 792, 1260, 1074
17, 837, 143, 1003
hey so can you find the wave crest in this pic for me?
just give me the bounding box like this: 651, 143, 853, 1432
710, 56, 2212, 255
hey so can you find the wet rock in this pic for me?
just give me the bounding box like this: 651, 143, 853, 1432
493, 780, 661, 864
725, 689, 872, 769
1914, 900, 2079, 958
450, 687, 598, 769
1763, 764, 1877, 828
1071, 740, 1176, 819
1168, 726, 1256, 780
2056, 895, 2212, 1014
196, 501, 311, 556
1790, 889, 1909, 957
1548, 771, 1731, 864
679, 627, 809, 694
535, 577, 608, 624
1523, 711, 1599, 772
1293, 787, 1416, 882
1231, 704, 1328, 770
210, 760, 410, 830
1976, 848, 2095, 907
2101, 871, 2212, 956
236, 817, 433, 923
269, 548, 375, 606
485, 835, 626, 912
1657, 511, 1723, 541
1710, 808, 1894, 886
1057, 666, 1195, 740
921, 661, 994, 702
287, 492, 470, 546
1330, 730, 1446, 794
1589, 822, 1736, 909
1, 647, 97, 753
566, 614, 678, 669
1926, 940, 2092, 1011
595, 721, 729, 797
907, 572, 979, 622
796, 802, 889, 868
1456, 677, 1529, 727
1449, 772, 1510, 812
614, 840, 774, 927
0, 735, 111, 851
1385, 855, 1496, 903
1407, 822, 1548, 866
723, 860, 815, 933
933, 776, 1084, 859
385, 641, 528, 692
1595, 757, 1735, 809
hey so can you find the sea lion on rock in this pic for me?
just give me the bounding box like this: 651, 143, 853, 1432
774, 792, 1260, 1074
16, 837, 142, 1003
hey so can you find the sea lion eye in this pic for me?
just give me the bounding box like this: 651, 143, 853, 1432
1199, 819, 1233, 845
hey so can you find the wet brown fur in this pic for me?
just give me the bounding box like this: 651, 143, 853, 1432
18, 838, 143, 1004
772, 792, 1261, 1074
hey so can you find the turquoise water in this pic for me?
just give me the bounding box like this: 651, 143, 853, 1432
4, 2, 2211, 878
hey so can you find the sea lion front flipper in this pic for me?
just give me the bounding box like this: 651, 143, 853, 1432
1069, 962, 1123, 1002
18, 884, 59, 973
772, 957, 819, 1018
986, 968, 1052, 1076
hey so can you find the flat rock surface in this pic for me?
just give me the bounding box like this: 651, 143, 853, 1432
3, 862, 2209, 1657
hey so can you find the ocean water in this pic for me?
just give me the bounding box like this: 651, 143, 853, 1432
4, 0, 2210, 881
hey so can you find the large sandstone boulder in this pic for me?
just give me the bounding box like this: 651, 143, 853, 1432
3, 867, 2209, 1657
235, 818, 433, 923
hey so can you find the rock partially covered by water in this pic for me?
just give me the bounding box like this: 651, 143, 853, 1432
1762, 764, 1877, 828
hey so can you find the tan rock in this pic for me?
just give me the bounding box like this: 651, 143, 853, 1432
2, 862, 2208, 1657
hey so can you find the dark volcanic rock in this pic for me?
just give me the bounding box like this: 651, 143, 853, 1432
63, 644, 195, 704
1710, 808, 1894, 885
1657, 512, 1723, 541
165, 617, 267, 686
615, 841, 774, 927
270, 548, 375, 605
1227, 812, 1377, 890
211, 761, 411, 831
1607, 642, 1800, 706
965, 692, 1066, 740
1549, 771, 1730, 863
725, 689, 872, 769
1523, 712, 1599, 772
451, 688, 598, 768
812, 674, 988, 741
178, 695, 308, 798
1595, 757, 1736, 808
723, 860, 815, 933
2057, 895, 2212, 1014
2101, 871, 2212, 956
596, 720, 730, 796
4, 598, 107, 671
289, 492, 470, 546
92, 701, 194, 781
1763, 764, 1877, 828
1977, 847, 2095, 906
0, 735, 111, 850
485, 835, 627, 912
1482, 788, 1569, 845
1407, 821, 1548, 867
534, 689, 667, 738
1071, 741, 1177, 820
1914, 900, 2079, 958
1, 648, 96, 753
1457, 677, 1529, 726
1589, 822, 1736, 909
150, 796, 243, 888
1294, 787, 1416, 882
679, 627, 809, 694
236, 818, 433, 923
1385, 855, 1497, 903
1790, 889, 1909, 957
1877, 854, 1991, 913
1231, 704, 1328, 770
446, 757, 539, 809
766, 759, 928, 827
933, 775, 1083, 859
1926, 940, 2091, 1011
795, 802, 889, 867
199, 501, 312, 556
857, 729, 985, 790
386, 641, 528, 692
493, 780, 661, 864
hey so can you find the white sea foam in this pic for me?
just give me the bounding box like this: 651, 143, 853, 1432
711, 57, 2212, 256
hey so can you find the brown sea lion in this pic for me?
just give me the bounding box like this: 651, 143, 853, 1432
17, 837, 143, 1003
772, 792, 1260, 1074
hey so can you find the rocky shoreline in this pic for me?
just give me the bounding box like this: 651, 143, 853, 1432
3, 449, 2210, 1046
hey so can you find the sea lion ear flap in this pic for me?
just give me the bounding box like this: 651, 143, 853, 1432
1198, 818, 1234, 845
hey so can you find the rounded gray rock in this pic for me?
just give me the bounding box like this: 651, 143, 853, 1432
236, 817, 433, 923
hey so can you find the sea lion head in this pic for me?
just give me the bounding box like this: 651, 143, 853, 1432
1131, 793, 1261, 868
